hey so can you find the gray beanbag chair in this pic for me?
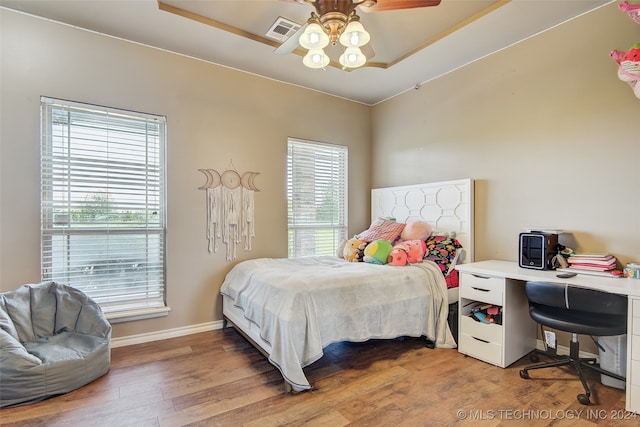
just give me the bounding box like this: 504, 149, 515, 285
0, 281, 111, 407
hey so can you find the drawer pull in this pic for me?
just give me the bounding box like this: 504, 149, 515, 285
471, 274, 492, 279
472, 287, 490, 292
472, 336, 490, 344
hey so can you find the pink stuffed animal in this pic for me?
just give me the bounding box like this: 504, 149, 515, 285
611, 42, 640, 100
620, 1, 640, 24
400, 220, 432, 241
388, 243, 409, 266
405, 239, 427, 264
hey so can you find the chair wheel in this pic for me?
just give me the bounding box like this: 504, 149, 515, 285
529, 353, 540, 363
519, 370, 530, 379
577, 394, 590, 405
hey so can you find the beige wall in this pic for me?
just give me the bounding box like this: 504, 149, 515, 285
0, 9, 371, 339
1, 3, 639, 344
371, 3, 640, 267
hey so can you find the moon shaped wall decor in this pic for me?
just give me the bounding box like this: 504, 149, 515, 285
198, 167, 260, 261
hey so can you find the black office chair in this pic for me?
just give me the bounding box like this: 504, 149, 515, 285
519, 281, 627, 405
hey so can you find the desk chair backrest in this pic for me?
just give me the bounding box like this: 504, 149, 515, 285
525, 281, 627, 316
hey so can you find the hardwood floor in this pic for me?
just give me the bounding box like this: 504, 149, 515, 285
1, 328, 635, 426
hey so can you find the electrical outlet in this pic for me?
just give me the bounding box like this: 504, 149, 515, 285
544, 331, 556, 349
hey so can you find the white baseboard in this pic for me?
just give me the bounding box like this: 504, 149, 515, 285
111, 320, 224, 348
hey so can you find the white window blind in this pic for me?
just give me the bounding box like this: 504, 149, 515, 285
40, 97, 167, 318
287, 138, 348, 258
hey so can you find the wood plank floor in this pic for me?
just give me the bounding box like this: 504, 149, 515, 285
1, 328, 636, 427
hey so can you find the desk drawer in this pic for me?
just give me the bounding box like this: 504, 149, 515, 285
460, 315, 502, 344
460, 274, 504, 305
459, 333, 502, 366
633, 335, 640, 362
631, 359, 640, 385
628, 358, 639, 409
628, 384, 640, 414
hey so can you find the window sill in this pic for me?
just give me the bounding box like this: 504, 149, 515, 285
106, 306, 171, 324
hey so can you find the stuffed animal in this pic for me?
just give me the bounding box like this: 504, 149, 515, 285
363, 239, 392, 265
400, 220, 432, 241
620, 1, 640, 24
611, 42, 640, 100
388, 243, 409, 266
343, 237, 366, 262
404, 239, 427, 263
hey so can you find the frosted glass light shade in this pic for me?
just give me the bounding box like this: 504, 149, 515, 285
339, 46, 366, 68
303, 48, 330, 69
339, 20, 370, 47
299, 23, 330, 49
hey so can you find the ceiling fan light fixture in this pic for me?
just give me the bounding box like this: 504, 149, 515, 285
299, 22, 330, 49
339, 46, 366, 69
298, 4, 376, 70
339, 16, 370, 48
303, 48, 330, 69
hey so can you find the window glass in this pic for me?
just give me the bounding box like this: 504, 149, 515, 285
287, 138, 348, 258
41, 97, 167, 319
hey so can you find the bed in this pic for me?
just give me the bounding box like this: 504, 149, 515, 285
221, 178, 474, 392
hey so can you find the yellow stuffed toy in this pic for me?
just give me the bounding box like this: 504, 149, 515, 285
343, 237, 366, 262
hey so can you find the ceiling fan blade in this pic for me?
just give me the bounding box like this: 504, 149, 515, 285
274, 22, 307, 55
360, 0, 441, 13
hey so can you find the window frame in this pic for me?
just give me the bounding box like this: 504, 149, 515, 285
40, 97, 169, 323
287, 137, 348, 258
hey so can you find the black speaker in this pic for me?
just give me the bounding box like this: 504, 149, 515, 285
519, 232, 558, 270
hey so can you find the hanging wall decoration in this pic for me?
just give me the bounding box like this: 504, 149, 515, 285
198, 164, 260, 261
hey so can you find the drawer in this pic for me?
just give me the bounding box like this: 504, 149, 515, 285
633, 298, 640, 315
459, 333, 502, 366
631, 359, 640, 385
633, 335, 640, 361
628, 384, 640, 414
634, 316, 640, 336
460, 274, 504, 305
460, 315, 502, 344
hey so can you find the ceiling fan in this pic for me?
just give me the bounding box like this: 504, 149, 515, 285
277, 0, 441, 69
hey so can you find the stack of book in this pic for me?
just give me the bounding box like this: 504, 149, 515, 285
567, 253, 618, 272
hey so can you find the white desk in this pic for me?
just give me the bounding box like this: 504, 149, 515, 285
456, 260, 640, 414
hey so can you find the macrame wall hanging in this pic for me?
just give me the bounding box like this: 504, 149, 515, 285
198, 164, 260, 261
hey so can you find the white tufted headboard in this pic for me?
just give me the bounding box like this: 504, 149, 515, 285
371, 179, 474, 263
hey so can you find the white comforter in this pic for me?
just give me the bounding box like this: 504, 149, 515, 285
220, 256, 456, 391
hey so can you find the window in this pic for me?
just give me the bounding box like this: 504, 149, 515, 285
40, 97, 167, 322
287, 138, 348, 258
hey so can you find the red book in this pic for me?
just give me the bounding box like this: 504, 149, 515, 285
568, 264, 615, 272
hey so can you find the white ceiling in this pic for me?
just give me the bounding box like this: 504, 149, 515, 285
0, 0, 614, 105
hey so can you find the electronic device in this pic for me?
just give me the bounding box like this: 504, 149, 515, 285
556, 272, 577, 278
519, 232, 559, 270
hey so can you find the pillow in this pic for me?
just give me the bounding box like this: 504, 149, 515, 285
424, 235, 464, 288
358, 217, 405, 243
400, 220, 432, 241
